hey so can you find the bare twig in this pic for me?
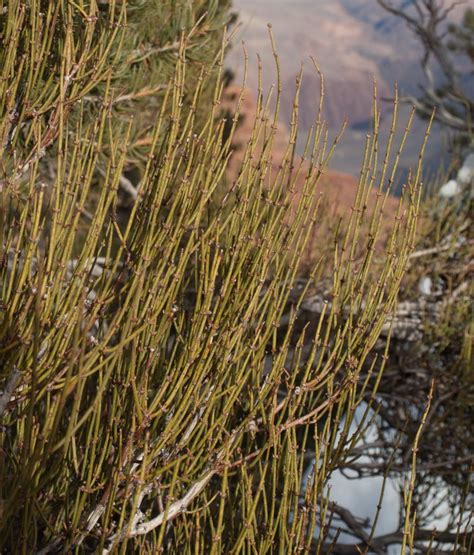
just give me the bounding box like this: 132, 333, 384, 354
320, 528, 469, 554
0, 367, 21, 417
377, 0, 472, 136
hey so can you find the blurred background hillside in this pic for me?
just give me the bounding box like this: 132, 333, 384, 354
226, 0, 472, 181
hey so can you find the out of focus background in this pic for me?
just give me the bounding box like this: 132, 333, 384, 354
225, 0, 474, 545
226, 0, 472, 180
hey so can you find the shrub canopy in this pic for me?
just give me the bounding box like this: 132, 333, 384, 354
0, 2, 449, 554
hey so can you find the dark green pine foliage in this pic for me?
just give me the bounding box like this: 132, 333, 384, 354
0, 0, 232, 174
447, 8, 474, 64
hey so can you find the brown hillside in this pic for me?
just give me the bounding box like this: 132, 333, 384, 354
223, 86, 400, 268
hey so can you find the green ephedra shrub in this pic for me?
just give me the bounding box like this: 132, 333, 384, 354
0, 2, 426, 553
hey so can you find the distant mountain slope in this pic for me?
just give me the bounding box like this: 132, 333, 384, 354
227, 0, 395, 129
226, 0, 463, 176
223, 86, 401, 266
